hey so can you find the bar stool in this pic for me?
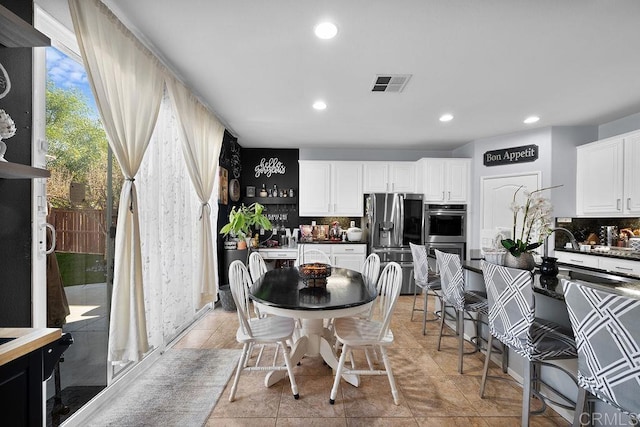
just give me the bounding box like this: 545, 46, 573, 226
563, 279, 640, 426
481, 261, 578, 427
435, 249, 489, 374
409, 243, 442, 335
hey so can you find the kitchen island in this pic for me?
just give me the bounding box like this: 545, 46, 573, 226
459, 259, 639, 422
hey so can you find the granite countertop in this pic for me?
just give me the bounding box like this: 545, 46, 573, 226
463, 260, 640, 301
0, 328, 61, 366
301, 240, 367, 245
555, 247, 640, 261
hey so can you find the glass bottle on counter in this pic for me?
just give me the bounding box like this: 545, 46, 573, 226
259, 184, 268, 197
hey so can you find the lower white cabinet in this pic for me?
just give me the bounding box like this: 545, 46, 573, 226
555, 252, 599, 269
598, 257, 640, 276
299, 244, 366, 272
332, 244, 367, 272
555, 251, 640, 276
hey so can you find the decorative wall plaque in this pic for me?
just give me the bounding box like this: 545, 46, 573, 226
484, 144, 538, 166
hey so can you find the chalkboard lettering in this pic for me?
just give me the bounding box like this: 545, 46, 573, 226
254, 157, 286, 177
484, 144, 538, 166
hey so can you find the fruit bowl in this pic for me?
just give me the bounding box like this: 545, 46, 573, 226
298, 263, 331, 287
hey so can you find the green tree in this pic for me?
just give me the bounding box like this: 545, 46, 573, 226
45, 81, 119, 209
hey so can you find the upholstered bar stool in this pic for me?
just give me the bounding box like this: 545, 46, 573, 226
481, 262, 578, 427
435, 249, 489, 374
563, 279, 640, 426
409, 243, 442, 335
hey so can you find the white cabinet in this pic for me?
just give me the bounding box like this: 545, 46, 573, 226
299, 243, 366, 272
576, 130, 640, 216
555, 251, 600, 269
599, 257, 640, 277
420, 158, 470, 203
299, 161, 332, 215
299, 161, 363, 216
556, 251, 640, 277
624, 132, 640, 215
362, 162, 416, 193
332, 244, 367, 272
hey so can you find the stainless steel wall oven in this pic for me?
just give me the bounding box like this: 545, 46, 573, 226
424, 204, 466, 260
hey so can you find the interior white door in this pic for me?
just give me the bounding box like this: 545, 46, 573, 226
480, 172, 541, 249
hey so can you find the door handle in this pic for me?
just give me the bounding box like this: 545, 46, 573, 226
617, 199, 621, 211
628, 198, 632, 210
448, 191, 451, 200
45, 223, 56, 255
442, 191, 445, 201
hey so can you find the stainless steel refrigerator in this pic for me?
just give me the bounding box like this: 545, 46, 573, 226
363, 193, 424, 294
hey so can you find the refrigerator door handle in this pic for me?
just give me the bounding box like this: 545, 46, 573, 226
398, 194, 404, 247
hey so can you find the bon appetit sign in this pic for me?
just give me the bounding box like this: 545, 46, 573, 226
484, 144, 538, 167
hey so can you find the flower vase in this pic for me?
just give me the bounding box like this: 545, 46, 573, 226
539, 256, 559, 277
503, 252, 535, 271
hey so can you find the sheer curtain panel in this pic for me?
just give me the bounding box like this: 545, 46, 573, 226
167, 78, 224, 306
69, 0, 164, 364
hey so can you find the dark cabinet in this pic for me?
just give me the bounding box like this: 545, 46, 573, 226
0, 351, 42, 426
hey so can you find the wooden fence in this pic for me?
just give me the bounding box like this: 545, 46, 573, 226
48, 208, 106, 254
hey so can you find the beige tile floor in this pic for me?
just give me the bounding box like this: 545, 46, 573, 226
174, 295, 570, 426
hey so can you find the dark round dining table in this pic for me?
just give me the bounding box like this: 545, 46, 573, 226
250, 266, 378, 387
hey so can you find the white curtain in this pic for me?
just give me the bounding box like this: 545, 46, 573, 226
69, 0, 164, 363
166, 78, 224, 306
138, 92, 202, 348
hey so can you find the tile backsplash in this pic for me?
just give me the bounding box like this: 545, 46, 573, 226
555, 217, 640, 247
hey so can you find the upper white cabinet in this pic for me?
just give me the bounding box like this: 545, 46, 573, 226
362, 162, 416, 193
299, 161, 363, 216
576, 130, 640, 216
624, 132, 640, 215
419, 158, 470, 203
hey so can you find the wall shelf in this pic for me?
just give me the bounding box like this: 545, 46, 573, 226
0, 162, 49, 179
244, 197, 297, 205
0, 4, 50, 47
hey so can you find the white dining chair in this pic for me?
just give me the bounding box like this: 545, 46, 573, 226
361, 253, 381, 287
329, 261, 403, 406
248, 251, 267, 283
227, 260, 300, 402
294, 247, 331, 266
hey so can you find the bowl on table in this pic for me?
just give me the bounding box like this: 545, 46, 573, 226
298, 263, 332, 287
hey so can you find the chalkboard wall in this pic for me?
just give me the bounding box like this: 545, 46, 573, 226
241, 148, 299, 235
0, 0, 36, 326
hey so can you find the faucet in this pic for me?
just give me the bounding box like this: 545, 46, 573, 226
544, 227, 580, 257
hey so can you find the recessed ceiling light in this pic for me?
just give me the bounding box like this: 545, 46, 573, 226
524, 116, 540, 124
439, 113, 454, 122
313, 100, 327, 110
314, 22, 338, 39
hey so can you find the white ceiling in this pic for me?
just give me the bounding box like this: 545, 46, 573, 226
40, 0, 640, 151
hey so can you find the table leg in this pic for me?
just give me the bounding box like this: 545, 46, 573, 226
264, 320, 360, 388
264, 336, 308, 388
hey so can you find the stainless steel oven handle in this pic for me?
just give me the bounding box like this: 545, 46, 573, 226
380, 261, 414, 268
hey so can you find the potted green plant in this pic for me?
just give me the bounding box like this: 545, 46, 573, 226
219, 202, 272, 249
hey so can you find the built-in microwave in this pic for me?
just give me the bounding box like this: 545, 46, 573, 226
424, 204, 466, 243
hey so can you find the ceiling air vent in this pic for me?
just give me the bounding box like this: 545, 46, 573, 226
371, 74, 412, 93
